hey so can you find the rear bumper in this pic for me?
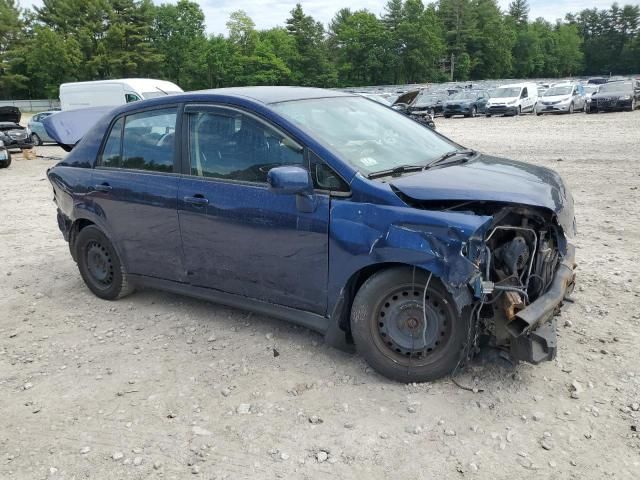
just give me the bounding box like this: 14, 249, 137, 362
508, 244, 576, 364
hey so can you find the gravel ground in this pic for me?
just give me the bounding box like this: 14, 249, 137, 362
1, 111, 640, 479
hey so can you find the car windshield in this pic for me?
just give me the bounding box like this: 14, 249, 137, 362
414, 92, 440, 106
271, 97, 458, 176
598, 81, 632, 93
544, 86, 573, 96
451, 91, 480, 100
491, 87, 521, 98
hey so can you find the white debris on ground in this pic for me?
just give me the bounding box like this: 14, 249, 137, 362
1, 111, 640, 478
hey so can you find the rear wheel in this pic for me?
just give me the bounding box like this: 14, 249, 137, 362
75, 225, 134, 300
351, 267, 470, 383
628, 99, 636, 111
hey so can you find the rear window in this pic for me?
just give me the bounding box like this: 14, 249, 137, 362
99, 108, 177, 172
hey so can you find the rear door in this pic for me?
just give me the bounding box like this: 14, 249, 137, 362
90, 106, 184, 281
177, 104, 330, 314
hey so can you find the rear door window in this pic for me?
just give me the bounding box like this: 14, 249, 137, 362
99, 108, 177, 172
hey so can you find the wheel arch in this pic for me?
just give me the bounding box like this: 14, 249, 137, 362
328, 262, 441, 342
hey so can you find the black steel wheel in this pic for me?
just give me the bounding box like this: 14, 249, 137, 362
75, 225, 133, 300
351, 267, 469, 382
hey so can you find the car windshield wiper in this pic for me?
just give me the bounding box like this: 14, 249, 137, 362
367, 164, 425, 180
426, 149, 477, 168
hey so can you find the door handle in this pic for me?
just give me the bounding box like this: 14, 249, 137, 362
184, 195, 209, 206
93, 183, 112, 192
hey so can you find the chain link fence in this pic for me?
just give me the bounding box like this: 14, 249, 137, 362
0, 99, 60, 112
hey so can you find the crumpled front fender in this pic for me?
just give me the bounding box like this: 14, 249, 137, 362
328, 200, 493, 315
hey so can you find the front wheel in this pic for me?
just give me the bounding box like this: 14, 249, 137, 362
568, 103, 574, 114
469, 106, 477, 118
351, 267, 470, 383
30, 133, 42, 146
75, 225, 134, 300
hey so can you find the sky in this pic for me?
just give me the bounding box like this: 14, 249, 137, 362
20, 0, 637, 35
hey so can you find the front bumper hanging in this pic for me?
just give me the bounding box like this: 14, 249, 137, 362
508, 244, 576, 364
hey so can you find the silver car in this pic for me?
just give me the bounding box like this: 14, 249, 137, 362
27, 110, 59, 145
536, 84, 586, 115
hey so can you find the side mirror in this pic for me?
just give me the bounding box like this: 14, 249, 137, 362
267, 166, 312, 195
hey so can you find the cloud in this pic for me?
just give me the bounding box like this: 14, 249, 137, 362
20, 0, 635, 35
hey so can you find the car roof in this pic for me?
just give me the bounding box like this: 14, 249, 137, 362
189, 86, 355, 104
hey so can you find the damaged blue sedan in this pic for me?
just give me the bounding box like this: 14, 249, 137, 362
46, 87, 576, 382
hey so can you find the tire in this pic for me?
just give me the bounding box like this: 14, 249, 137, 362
485, 113, 492, 118
516, 106, 521, 116
469, 106, 477, 118
429, 108, 435, 117
444, 114, 451, 119
568, 103, 574, 114
0, 152, 10, 168
75, 225, 134, 300
30, 133, 42, 146
628, 99, 636, 112
350, 267, 470, 383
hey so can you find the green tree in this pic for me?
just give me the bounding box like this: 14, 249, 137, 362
35, 0, 112, 79
152, 0, 207, 89
104, 0, 162, 78
285, 3, 337, 86
226, 10, 258, 55
397, 0, 445, 83
22, 26, 82, 97
0, 0, 26, 97
331, 10, 393, 85
507, 0, 529, 27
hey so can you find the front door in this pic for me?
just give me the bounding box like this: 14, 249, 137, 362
177, 105, 330, 315
90, 106, 184, 281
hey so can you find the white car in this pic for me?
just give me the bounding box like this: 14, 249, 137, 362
485, 83, 539, 116
536, 84, 586, 115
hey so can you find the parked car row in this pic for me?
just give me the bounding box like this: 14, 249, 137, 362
363, 77, 640, 124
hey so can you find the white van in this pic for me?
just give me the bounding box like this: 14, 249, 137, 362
59, 78, 183, 111
485, 82, 539, 116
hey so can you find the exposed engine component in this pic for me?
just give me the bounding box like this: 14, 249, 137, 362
495, 236, 529, 276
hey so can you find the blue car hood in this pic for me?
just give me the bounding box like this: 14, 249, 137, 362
390, 154, 576, 236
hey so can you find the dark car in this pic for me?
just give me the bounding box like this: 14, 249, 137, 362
409, 90, 449, 117
588, 80, 640, 113
443, 90, 488, 118
46, 87, 576, 383
0, 107, 33, 150
0, 140, 10, 168
389, 89, 437, 128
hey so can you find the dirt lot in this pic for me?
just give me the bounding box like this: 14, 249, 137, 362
1, 111, 640, 479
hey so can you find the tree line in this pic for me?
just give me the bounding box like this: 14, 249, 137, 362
0, 0, 638, 99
